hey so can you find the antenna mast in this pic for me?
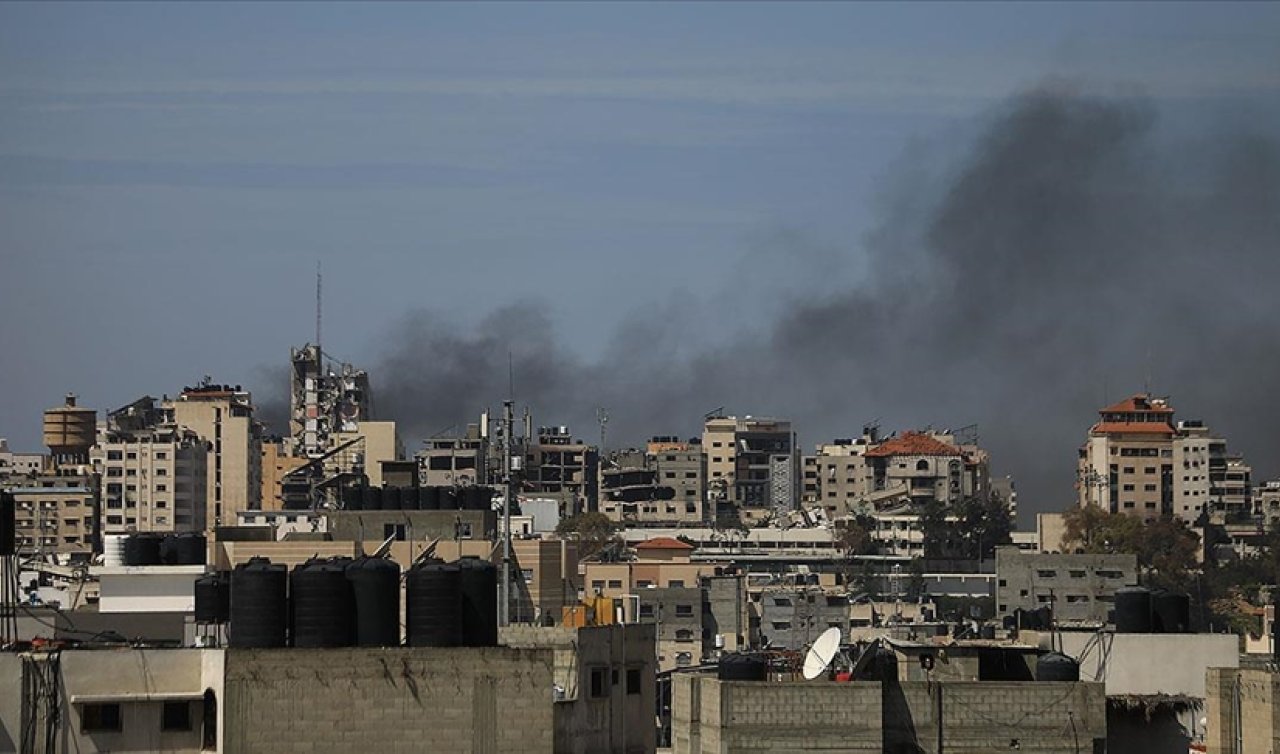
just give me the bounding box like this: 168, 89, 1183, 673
315, 260, 323, 358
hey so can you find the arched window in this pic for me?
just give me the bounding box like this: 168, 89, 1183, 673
916, 459, 929, 471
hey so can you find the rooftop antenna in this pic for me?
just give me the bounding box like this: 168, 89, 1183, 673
597, 407, 609, 452
802, 626, 843, 680
315, 260, 323, 365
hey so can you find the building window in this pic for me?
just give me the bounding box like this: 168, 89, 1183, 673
81, 703, 122, 733
668, 580, 685, 588
591, 580, 605, 592
675, 629, 694, 642
589, 667, 609, 699
1036, 570, 1056, 578
162, 701, 192, 731
639, 604, 655, 619
607, 579, 623, 589
675, 604, 693, 617
675, 652, 693, 667
626, 668, 642, 695
383, 524, 406, 541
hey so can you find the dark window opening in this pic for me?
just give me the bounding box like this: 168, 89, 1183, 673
162, 701, 192, 731
626, 668, 641, 695
82, 703, 122, 733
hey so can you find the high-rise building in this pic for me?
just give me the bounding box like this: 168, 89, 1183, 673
289, 344, 371, 458
170, 382, 262, 529
701, 415, 798, 524
1077, 394, 1251, 523
598, 437, 706, 526
525, 426, 598, 516
92, 397, 208, 535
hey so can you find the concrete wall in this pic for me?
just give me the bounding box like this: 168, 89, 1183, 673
1041, 631, 1239, 698
1206, 667, 1280, 754
222, 647, 555, 754
674, 676, 1106, 754
995, 548, 1137, 622
500, 623, 656, 754
0, 653, 21, 753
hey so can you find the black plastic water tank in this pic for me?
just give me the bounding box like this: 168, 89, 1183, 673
124, 534, 163, 566
194, 573, 231, 623
346, 557, 401, 646
1036, 652, 1080, 682
400, 488, 421, 511
439, 486, 459, 511
854, 646, 899, 683
230, 557, 288, 648
362, 486, 382, 511
464, 487, 492, 511
458, 557, 499, 646
1152, 592, 1191, 633
418, 487, 440, 511
383, 486, 403, 511
343, 486, 363, 511
291, 557, 355, 648
718, 653, 768, 681
1114, 586, 1153, 632
406, 559, 462, 647
169, 534, 206, 565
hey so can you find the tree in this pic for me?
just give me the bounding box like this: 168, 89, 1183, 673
555, 512, 620, 560
835, 515, 878, 557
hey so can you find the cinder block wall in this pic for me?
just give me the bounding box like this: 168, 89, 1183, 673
222, 647, 555, 754
674, 676, 1106, 754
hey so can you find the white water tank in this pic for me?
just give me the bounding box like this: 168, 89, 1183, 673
103, 535, 127, 567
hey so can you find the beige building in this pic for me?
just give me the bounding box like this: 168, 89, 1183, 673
334, 419, 402, 488
170, 384, 262, 529
418, 429, 487, 487
526, 425, 598, 516
93, 398, 208, 536
600, 438, 706, 526
257, 438, 306, 512
1078, 394, 1252, 523
6, 473, 97, 558
2, 396, 100, 558
702, 416, 798, 524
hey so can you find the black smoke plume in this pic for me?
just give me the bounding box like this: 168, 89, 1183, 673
362, 89, 1280, 516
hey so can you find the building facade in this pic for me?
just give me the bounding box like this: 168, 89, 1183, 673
1077, 394, 1252, 523
702, 416, 798, 525
170, 383, 262, 529
995, 548, 1138, 624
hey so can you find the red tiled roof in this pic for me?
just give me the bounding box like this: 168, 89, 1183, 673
864, 431, 961, 458
1099, 395, 1174, 414
634, 536, 695, 551
1090, 422, 1176, 435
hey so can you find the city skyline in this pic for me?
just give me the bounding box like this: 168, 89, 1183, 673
3, 3, 1278, 516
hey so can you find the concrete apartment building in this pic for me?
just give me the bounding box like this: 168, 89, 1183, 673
0, 438, 44, 477
92, 397, 209, 536
804, 429, 997, 519
1078, 394, 1252, 522
995, 548, 1138, 623
1, 396, 100, 558
526, 425, 598, 516
757, 583, 851, 651
257, 438, 306, 511
170, 383, 262, 529
702, 416, 798, 525
600, 437, 706, 526
418, 427, 487, 487
6, 473, 97, 558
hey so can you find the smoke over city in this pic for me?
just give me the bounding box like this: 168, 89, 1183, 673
360, 88, 1279, 514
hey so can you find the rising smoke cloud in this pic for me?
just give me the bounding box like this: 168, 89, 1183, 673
355, 89, 1280, 515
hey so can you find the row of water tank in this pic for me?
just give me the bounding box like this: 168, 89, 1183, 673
1114, 587, 1191, 633
105, 533, 207, 567
196, 555, 499, 649
341, 486, 495, 512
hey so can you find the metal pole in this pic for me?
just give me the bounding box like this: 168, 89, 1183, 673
501, 400, 514, 626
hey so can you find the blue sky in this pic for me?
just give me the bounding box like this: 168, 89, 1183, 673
2, 2, 1278, 454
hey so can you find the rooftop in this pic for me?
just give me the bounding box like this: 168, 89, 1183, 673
634, 536, 695, 551
864, 431, 961, 458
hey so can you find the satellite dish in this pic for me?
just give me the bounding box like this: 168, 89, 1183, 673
803, 627, 842, 680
